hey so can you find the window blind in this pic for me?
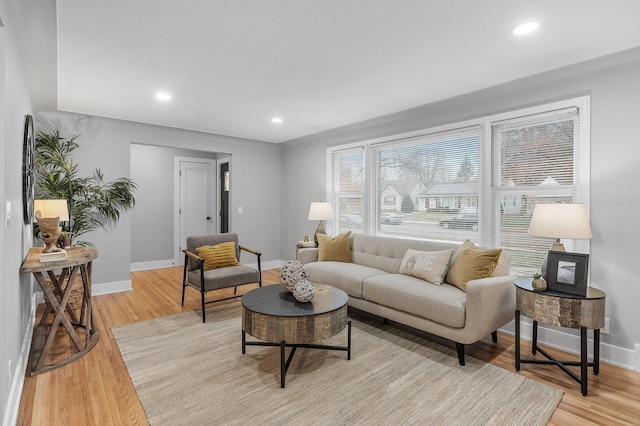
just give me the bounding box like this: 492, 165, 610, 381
371, 127, 481, 243
491, 108, 581, 275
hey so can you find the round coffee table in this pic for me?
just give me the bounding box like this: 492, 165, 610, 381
241, 283, 351, 388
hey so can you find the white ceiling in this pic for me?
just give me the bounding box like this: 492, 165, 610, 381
56, 1, 640, 143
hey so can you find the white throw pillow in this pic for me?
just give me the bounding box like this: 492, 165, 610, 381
399, 249, 454, 285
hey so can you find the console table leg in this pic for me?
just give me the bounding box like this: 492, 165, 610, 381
594, 329, 600, 375
581, 326, 588, 396
532, 320, 538, 355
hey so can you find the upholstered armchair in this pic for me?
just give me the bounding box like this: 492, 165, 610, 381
182, 233, 261, 322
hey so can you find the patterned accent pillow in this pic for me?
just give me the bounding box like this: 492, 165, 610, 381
196, 242, 239, 271
317, 231, 352, 262
399, 249, 454, 285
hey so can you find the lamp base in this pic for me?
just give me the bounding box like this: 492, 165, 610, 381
313, 221, 326, 247
540, 241, 565, 276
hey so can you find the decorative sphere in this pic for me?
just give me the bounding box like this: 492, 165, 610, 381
293, 279, 315, 302
280, 260, 308, 292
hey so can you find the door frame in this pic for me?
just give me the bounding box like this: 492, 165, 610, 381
217, 156, 231, 233
173, 156, 216, 265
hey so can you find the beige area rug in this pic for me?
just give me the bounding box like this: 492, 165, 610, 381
112, 303, 562, 425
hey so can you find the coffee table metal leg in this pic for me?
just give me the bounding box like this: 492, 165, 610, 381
515, 310, 521, 371
280, 340, 286, 388
242, 330, 246, 354
347, 320, 352, 360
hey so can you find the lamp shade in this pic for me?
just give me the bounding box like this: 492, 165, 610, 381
33, 199, 70, 222
308, 202, 333, 221
528, 203, 592, 239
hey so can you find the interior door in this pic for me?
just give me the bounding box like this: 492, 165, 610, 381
179, 160, 214, 261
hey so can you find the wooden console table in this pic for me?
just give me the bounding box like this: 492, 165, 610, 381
514, 277, 605, 396
21, 246, 100, 375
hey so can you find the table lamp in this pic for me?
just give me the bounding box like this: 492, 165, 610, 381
34, 199, 70, 253
528, 203, 592, 275
308, 202, 333, 246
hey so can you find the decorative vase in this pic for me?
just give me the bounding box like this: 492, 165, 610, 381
280, 260, 308, 292
532, 277, 547, 292
293, 279, 315, 302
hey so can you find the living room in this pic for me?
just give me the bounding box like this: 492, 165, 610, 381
3, 1, 640, 425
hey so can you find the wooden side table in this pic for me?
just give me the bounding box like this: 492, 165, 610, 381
21, 246, 100, 375
514, 277, 605, 396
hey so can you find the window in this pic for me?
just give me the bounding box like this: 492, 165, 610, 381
371, 127, 480, 243
331, 148, 365, 234
491, 107, 586, 275
328, 97, 589, 275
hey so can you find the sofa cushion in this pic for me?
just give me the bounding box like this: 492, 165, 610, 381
399, 249, 454, 285
362, 274, 467, 328
447, 243, 502, 292
352, 234, 462, 274
317, 232, 353, 262
306, 261, 386, 299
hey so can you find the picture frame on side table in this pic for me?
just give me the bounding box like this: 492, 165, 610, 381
546, 250, 589, 296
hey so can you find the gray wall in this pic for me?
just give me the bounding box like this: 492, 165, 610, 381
36, 111, 282, 286
0, 0, 56, 422
130, 144, 220, 264
281, 47, 640, 353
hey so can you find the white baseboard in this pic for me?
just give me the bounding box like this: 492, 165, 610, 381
130, 259, 175, 272
93, 279, 132, 295
3, 294, 37, 426
245, 260, 283, 271
500, 319, 638, 372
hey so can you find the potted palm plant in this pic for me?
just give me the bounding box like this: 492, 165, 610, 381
34, 129, 137, 246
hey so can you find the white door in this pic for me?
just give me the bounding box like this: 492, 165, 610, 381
178, 160, 215, 263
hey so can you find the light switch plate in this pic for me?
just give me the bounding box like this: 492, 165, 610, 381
5, 201, 11, 227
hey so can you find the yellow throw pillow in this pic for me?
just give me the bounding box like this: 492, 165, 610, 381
317, 232, 352, 262
446, 241, 502, 292
196, 242, 239, 271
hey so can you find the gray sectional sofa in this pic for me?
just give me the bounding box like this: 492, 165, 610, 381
297, 233, 516, 365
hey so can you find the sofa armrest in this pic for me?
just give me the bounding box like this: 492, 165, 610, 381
297, 247, 318, 264
464, 274, 517, 337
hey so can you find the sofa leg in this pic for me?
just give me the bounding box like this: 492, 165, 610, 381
455, 343, 465, 366
491, 330, 498, 343
383, 318, 389, 325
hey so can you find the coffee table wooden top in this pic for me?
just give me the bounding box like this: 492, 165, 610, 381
242, 284, 348, 344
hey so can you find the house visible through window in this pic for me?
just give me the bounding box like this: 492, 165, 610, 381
328, 97, 590, 275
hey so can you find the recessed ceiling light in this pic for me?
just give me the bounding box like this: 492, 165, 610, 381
512, 21, 540, 36
155, 92, 172, 101
271, 117, 283, 124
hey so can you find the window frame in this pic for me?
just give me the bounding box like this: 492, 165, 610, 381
327, 96, 590, 264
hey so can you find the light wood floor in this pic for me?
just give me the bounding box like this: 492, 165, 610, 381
17, 267, 640, 425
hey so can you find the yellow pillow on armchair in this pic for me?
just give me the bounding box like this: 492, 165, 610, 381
196, 242, 239, 271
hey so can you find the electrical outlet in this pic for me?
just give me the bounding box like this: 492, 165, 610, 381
601, 317, 610, 335
634, 344, 640, 372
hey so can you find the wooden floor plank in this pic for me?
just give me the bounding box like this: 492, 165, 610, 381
16, 267, 640, 425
